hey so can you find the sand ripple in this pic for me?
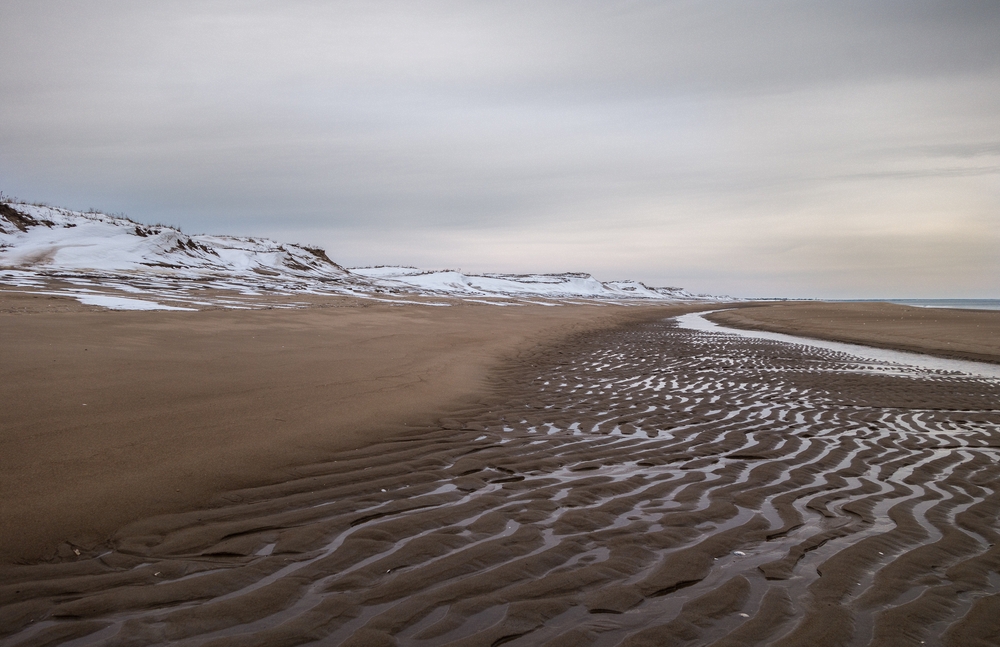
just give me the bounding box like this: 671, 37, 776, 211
3, 319, 1000, 646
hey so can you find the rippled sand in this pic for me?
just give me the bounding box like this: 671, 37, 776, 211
3, 317, 999, 646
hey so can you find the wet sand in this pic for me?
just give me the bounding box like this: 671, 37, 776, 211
0, 290, 700, 564
3, 305, 1000, 646
707, 302, 1000, 365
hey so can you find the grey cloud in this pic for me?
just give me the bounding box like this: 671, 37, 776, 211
1, 1, 998, 297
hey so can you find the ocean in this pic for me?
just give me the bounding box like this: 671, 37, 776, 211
850, 298, 1000, 311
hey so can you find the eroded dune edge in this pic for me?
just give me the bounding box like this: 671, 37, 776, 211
3, 316, 1000, 646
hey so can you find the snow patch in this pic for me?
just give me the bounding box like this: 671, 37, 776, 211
72, 294, 197, 311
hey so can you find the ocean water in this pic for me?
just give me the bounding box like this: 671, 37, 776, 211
859, 299, 1000, 311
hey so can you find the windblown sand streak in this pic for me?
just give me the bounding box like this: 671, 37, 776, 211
2, 318, 999, 646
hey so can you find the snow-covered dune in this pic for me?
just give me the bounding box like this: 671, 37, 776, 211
350, 266, 704, 301
0, 202, 350, 284
1, 201, 721, 308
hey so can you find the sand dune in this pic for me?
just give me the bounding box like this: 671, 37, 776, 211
3, 313, 999, 646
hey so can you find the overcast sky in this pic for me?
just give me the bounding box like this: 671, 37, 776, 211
2, 1, 998, 297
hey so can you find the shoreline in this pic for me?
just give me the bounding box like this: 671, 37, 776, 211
707, 301, 1000, 365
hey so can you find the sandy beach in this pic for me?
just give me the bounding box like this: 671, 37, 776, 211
2, 297, 1000, 646
0, 291, 702, 565
4, 1, 998, 642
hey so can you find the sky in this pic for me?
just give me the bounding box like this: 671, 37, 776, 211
1, 1, 998, 298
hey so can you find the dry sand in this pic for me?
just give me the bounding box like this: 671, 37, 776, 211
706, 301, 1000, 364
3, 295, 1000, 646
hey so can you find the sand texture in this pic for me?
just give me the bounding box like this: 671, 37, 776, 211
3, 312, 1000, 646
707, 302, 1000, 364
1, 295, 699, 564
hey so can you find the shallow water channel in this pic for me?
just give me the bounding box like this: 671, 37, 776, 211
677, 310, 1000, 380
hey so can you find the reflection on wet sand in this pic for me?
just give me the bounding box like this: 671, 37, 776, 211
2, 317, 999, 646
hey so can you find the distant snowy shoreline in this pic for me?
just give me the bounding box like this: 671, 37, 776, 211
0, 201, 725, 310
